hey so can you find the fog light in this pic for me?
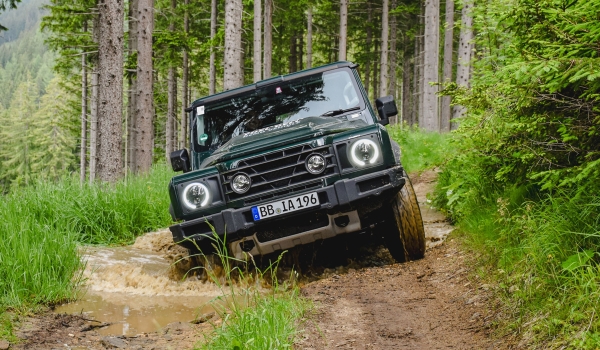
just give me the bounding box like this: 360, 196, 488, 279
231, 173, 252, 194
306, 154, 326, 174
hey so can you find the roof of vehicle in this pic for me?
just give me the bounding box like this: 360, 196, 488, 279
187, 61, 357, 111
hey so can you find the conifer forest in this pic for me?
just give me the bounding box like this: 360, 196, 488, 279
1, 0, 600, 347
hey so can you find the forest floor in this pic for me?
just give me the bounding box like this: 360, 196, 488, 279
6, 170, 510, 350
296, 170, 510, 349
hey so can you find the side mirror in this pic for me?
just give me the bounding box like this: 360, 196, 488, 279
170, 149, 191, 173
375, 95, 398, 126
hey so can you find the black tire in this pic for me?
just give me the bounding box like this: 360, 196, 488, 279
383, 173, 426, 262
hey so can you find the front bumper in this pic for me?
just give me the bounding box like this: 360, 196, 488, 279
169, 165, 406, 254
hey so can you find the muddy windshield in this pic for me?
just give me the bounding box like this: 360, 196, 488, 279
192, 69, 365, 151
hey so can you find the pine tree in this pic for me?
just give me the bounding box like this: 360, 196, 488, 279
0, 79, 37, 187
30, 77, 77, 181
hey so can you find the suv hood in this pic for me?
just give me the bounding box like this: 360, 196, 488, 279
200, 116, 368, 169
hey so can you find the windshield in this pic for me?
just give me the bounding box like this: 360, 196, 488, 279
192, 69, 365, 151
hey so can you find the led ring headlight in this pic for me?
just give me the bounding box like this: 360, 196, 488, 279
182, 182, 211, 209
349, 138, 380, 167
305, 154, 327, 174
231, 173, 252, 194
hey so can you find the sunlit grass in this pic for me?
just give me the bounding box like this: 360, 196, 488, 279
387, 124, 455, 173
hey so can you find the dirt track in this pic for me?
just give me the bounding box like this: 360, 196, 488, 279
8, 171, 506, 349
296, 171, 505, 349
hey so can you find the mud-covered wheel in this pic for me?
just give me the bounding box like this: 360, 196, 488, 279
383, 173, 425, 262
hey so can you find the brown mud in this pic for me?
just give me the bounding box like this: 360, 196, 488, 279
296, 171, 508, 349
7, 170, 505, 349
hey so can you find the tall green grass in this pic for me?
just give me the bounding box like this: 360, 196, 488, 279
0, 165, 174, 310
434, 149, 600, 347
387, 124, 455, 173
186, 235, 310, 349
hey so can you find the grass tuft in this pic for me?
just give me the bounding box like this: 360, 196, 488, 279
387, 124, 455, 173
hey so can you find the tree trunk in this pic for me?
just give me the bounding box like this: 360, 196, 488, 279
389, 0, 398, 117
224, 0, 243, 90
253, 0, 261, 82
166, 0, 176, 161
263, 0, 272, 79
80, 47, 87, 185
298, 32, 304, 70
417, 1, 425, 127
134, 0, 154, 174
441, 0, 454, 132
127, 0, 138, 172
453, 0, 473, 125
364, 4, 372, 99
423, 0, 440, 131
181, 0, 189, 149
411, 28, 419, 127
89, 63, 98, 183
339, 0, 348, 61
306, 6, 312, 68
379, 0, 389, 97
402, 38, 411, 126
372, 38, 379, 100
209, 0, 217, 94
97, 0, 124, 182
289, 32, 297, 72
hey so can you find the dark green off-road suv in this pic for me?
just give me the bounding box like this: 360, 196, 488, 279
168, 61, 425, 263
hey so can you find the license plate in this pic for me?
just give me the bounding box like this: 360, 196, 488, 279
251, 192, 320, 221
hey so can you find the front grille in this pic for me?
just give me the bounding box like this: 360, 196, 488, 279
222, 144, 338, 202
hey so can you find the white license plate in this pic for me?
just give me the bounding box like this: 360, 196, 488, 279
251, 192, 320, 221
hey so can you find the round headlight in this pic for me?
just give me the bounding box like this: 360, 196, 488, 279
182, 182, 211, 209
306, 154, 326, 174
349, 138, 380, 167
231, 173, 252, 194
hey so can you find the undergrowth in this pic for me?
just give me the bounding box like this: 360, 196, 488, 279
434, 145, 600, 348
185, 234, 310, 349
0, 165, 174, 340
387, 123, 454, 173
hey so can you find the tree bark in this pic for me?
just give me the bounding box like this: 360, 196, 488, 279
289, 32, 297, 72
389, 0, 398, 106
306, 6, 312, 68
379, 0, 389, 97
134, 0, 154, 174
263, 0, 272, 79
97, 0, 124, 182
127, 0, 138, 172
364, 3, 372, 99
339, 0, 348, 61
166, 0, 176, 161
253, 0, 262, 82
417, 1, 425, 127
453, 0, 473, 125
209, 0, 217, 94
441, 0, 454, 132
423, 0, 440, 131
224, 0, 243, 90
180, 0, 189, 149
411, 25, 419, 126
80, 46, 87, 185
372, 38, 379, 100
402, 39, 411, 126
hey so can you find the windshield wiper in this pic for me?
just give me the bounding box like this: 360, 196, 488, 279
319, 106, 360, 117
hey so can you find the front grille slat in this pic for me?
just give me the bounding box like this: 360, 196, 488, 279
222, 144, 338, 202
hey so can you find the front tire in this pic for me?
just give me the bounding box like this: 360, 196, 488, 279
383, 173, 426, 262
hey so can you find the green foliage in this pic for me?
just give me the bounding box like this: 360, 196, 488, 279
0, 166, 174, 313
435, 0, 600, 346
388, 124, 455, 174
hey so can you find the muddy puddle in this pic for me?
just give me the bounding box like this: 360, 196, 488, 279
56, 232, 223, 336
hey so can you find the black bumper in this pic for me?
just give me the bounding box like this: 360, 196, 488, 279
170, 166, 405, 252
